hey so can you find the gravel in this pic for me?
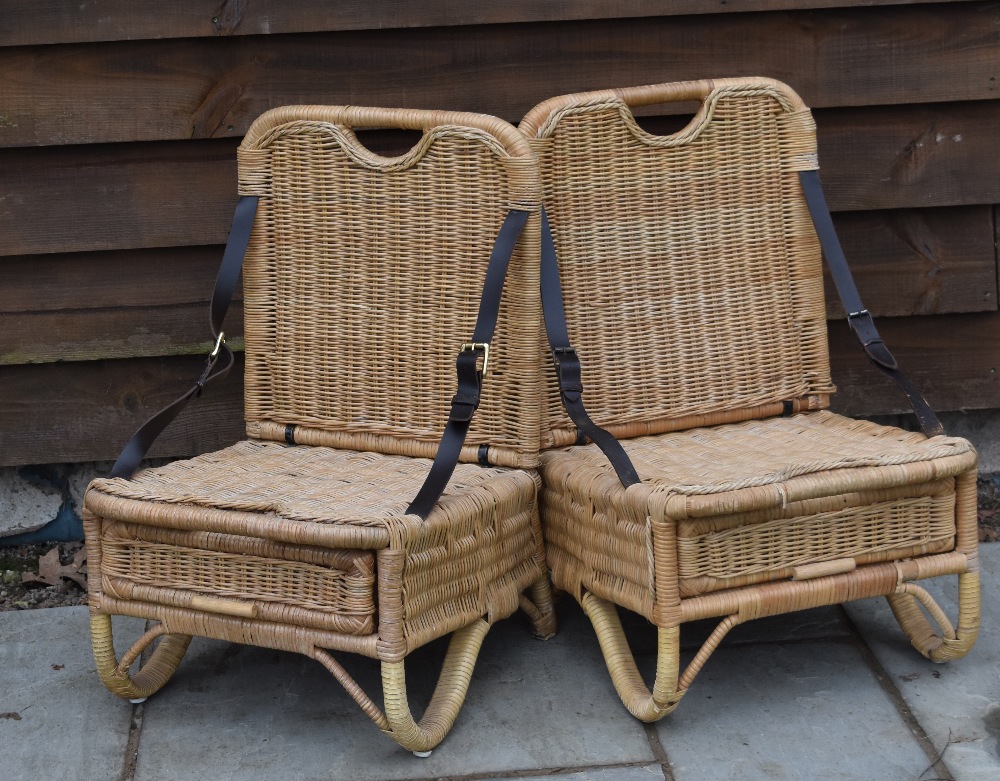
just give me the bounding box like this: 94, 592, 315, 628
0, 542, 88, 611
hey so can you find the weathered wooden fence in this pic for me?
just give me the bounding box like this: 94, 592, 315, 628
1, 1, 997, 465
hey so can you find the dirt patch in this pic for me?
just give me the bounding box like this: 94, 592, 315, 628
0, 543, 88, 611
979, 478, 1000, 543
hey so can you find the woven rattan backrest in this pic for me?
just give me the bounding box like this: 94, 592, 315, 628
520, 78, 836, 448
237, 107, 542, 468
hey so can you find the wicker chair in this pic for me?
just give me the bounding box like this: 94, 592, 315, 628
83, 106, 554, 753
519, 78, 979, 721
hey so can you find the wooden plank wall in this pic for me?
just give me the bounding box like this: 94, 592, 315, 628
1, 1, 997, 466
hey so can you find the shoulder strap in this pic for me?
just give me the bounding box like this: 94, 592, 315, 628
798, 170, 944, 438
539, 207, 642, 488
407, 209, 530, 518
110, 195, 259, 478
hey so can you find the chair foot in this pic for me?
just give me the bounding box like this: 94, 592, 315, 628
380, 619, 491, 752
412, 750, 433, 758
579, 592, 683, 722
886, 569, 980, 663
129, 697, 147, 704
520, 576, 557, 640
90, 613, 192, 701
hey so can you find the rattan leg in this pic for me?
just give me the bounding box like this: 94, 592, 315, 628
90, 613, 192, 700
580, 591, 745, 721
579, 591, 682, 721
886, 570, 980, 663
520, 576, 557, 639
380, 619, 490, 752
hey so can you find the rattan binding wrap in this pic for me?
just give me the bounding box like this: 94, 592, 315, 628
84, 106, 555, 753
522, 78, 980, 722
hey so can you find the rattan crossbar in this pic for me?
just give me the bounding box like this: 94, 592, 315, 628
521, 77, 980, 722
84, 105, 555, 754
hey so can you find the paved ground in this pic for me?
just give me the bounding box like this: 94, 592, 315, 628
2, 546, 997, 781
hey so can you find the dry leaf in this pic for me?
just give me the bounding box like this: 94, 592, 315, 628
21, 547, 88, 589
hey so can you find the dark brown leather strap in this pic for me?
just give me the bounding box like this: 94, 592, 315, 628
540, 207, 641, 488
798, 170, 944, 437
110, 195, 259, 478
407, 209, 530, 519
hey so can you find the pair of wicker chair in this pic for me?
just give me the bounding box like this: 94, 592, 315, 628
83, 78, 979, 753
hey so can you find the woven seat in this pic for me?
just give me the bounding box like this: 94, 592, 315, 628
520, 78, 980, 721
84, 106, 554, 753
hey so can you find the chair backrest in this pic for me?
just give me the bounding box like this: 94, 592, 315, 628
238, 107, 542, 468
520, 78, 836, 448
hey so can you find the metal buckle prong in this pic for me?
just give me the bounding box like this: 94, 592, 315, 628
847, 309, 869, 320
461, 342, 490, 375
210, 331, 226, 359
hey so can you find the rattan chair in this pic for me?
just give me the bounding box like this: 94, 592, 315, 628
519, 78, 979, 721
83, 106, 554, 753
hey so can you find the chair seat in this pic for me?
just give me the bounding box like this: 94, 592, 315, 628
85, 439, 542, 645
540, 412, 976, 607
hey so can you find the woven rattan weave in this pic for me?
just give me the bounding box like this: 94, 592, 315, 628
521, 78, 979, 721
84, 107, 554, 752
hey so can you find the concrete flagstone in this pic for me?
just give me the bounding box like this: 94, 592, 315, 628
132, 602, 655, 781
844, 544, 1000, 781
0, 608, 144, 781
652, 640, 935, 781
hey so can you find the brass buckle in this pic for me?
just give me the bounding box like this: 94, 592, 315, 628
461, 342, 490, 375
210, 331, 226, 359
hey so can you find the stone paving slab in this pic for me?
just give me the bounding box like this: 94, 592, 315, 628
481, 766, 666, 781
133, 603, 655, 781
844, 544, 1000, 781
0, 608, 143, 781
653, 640, 934, 781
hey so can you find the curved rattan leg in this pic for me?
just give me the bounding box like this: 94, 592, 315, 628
580, 591, 743, 722
580, 591, 682, 721
380, 619, 490, 753
520, 576, 557, 639
90, 613, 192, 701
886, 570, 980, 663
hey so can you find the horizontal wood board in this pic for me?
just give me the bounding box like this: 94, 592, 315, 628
5, 102, 1000, 258
0, 356, 247, 467
828, 312, 1000, 416
2, 5, 999, 147
0, 1, 964, 47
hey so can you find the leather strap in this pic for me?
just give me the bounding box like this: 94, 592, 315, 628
110, 195, 259, 478
407, 209, 529, 518
798, 170, 944, 437
539, 208, 642, 488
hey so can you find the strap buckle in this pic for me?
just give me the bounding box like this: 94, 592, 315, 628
461, 342, 490, 375
551, 345, 577, 366
210, 331, 226, 359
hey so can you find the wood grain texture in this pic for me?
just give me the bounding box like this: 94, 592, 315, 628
0, 140, 238, 256
0, 356, 246, 466
2, 5, 998, 147
816, 101, 1000, 211
0, 1, 961, 47
5, 104, 999, 258
828, 312, 1000, 416
825, 207, 997, 318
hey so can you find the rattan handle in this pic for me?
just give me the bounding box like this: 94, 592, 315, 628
190, 594, 259, 618
242, 105, 530, 157
792, 558, 857, 581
